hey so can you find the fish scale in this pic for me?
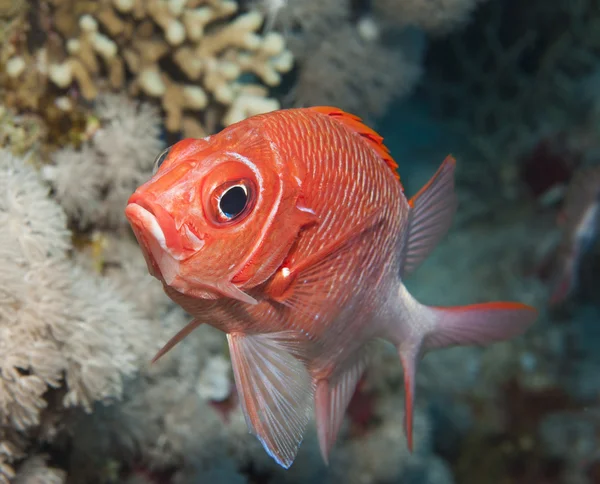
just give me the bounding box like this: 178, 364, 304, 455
125, 106, 538, 469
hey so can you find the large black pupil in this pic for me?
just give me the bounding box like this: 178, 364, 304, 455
220, 186, 247, 218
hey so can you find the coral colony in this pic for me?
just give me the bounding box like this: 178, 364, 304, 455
1, 0, 600, 483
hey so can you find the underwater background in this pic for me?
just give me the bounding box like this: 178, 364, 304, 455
1, 0, 599, 482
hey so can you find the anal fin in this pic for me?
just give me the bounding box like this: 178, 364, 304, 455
398, 343, 420, 452
227, 332, 314, 468
314, 357, 367, 463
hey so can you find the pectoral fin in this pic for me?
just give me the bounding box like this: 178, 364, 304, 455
227, 332, 314, 468
267, 207, 383, 321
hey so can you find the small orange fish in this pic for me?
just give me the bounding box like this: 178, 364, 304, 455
125, 107, 537, 468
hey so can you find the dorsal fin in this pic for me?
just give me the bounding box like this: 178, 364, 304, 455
308, 106, 400, 182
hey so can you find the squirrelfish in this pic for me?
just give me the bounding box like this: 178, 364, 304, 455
550, 165, 600, 305
125, 107, 537, 468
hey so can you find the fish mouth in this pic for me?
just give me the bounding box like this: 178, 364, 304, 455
125, 202, 181, 285
125, 201, 257, 305
126, 195, 205, 257
127, 195, 183, 253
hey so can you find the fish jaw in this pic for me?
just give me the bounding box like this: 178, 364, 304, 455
125, 202, 182, 285
125, 200, 258, 305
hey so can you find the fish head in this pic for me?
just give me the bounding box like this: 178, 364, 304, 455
125, 122, 317, 305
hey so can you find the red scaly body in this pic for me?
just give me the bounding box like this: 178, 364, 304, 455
126, 107, 537, 468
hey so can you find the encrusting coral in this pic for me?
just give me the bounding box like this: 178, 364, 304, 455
2, 0, 293, 137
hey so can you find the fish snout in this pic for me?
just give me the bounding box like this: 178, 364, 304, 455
125, 196, 204, 260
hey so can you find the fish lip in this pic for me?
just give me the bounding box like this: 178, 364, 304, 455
129, 196, 157, 218
127, 198, 197, 260
125, 202, 167, 279
125, 202, 167, 250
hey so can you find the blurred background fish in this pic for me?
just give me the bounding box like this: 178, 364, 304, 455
550, 166, 600, 305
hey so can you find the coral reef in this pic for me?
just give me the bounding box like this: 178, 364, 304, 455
1, 0, 599, 482
258, 0, 487, 120
2, 0, 293, 137
42, 93, 164, 229
0, 89, 456, 483
0, 149, 152, 483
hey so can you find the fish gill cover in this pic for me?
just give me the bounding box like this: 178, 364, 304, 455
0, 0, 599, 483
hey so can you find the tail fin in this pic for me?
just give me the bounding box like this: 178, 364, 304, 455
393, 286, 537, 452
423, 301, 538, 350
394, 154, 537, 450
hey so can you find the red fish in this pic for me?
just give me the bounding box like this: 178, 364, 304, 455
550, 166, 600, 305
125, 107, 537, 468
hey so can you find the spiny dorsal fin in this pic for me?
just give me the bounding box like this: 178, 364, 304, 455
308, 106, 400, 182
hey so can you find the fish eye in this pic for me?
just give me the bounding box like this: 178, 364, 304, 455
210, 179, 255, 224
152, 146, 171, 175
219, 185, 248, 220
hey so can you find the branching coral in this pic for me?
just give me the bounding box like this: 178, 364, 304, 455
43, 93, 164, 229
0, 150, 152, 481
3, 0, 293, 137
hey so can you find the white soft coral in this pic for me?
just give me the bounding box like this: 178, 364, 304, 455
0, 150, 152, 479
43, 93, 164, 229
372, 0, 488, 34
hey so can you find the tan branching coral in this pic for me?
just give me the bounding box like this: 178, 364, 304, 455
5, 0, 293, 137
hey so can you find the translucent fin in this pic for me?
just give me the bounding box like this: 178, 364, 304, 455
398, 344, 419, 452
227, 332, 314, 469
391, 284, 537, 451
215, 281, 258, 305
314, 358, 367, 463
424, 301, 538, 350
403, 156, 457, 276
152, 319, 203, 363
308, 106, 400, 182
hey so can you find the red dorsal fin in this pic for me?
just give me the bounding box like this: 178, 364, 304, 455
308, 106, 400, 182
